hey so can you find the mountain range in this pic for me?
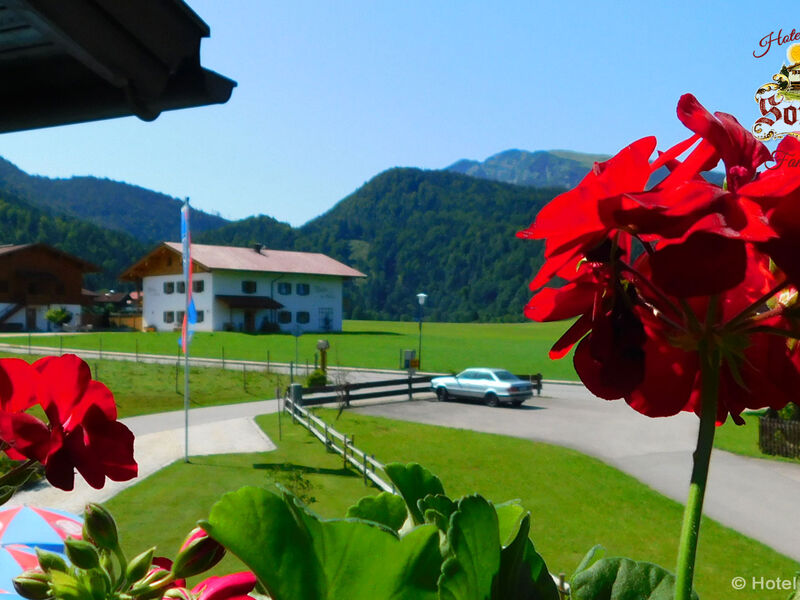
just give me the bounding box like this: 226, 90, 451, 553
0, 149, 723, 321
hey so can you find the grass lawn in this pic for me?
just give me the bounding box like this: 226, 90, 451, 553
0, 319, 579, 379
715, 411, 800, 464
0, 351, 284, 418
105, 410, 794, 600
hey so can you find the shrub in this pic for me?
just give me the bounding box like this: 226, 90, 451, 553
305, 369, 327, 388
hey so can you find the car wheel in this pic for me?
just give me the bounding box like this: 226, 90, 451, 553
485, 393, 499, 407
437, 387, 449, 402
512, 400, 523, 408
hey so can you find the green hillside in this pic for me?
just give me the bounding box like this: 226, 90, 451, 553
0, 157, 229, 243
197, 168, 556, 322
0, 188, 147, 289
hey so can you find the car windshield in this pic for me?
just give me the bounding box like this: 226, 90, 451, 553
492, 370, 518, 381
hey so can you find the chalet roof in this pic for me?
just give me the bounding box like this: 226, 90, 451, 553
0, 0, 235, 133
0, 243, 100, 272
121, 243, 367, 280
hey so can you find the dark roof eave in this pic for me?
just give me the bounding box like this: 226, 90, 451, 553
0, 68, 235, 134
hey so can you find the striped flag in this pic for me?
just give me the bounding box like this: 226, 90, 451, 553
179, 200, 197, 353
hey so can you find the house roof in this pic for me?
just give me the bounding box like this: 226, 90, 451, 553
0, 243, 100, 272
121, 243, 367, 280
0, 0, 235, 133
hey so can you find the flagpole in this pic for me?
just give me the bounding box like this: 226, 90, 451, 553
182, 198, 191, 463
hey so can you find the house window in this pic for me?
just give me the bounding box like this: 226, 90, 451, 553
163, 311, 175, 323
278, 310, 292, 324
177, 311, 185, 323
193, 280, 204, 293
163, 282, 174, 294
296, 283, 310, 296
177, 281, 186, 294
242, 281, 257, 294
277, 282, 292, 295
297, 311, 310, 324
196, 310, 204, 323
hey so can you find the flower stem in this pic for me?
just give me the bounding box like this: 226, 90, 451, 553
674, 344, 719, 600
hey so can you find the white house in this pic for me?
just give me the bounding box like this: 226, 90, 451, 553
121, 243, 366, 333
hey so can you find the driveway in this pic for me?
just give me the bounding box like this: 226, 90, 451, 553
353, 383, 800, 562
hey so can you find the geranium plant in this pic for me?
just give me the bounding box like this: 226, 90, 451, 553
518, 93, 800, 600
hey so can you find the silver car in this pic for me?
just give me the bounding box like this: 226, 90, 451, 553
430, 368, 534, 407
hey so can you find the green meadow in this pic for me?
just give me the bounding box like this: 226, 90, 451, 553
105, 410, 796, 600
0, 320, 579, 379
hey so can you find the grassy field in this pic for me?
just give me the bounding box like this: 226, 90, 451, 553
104, 410, 796, 600
0, 320, 579, 379
0, 351, 284, 418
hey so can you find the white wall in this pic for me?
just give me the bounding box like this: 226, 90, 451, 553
142, 271, 344, 333
0, 303, 81, 331
142, 273, 213, 332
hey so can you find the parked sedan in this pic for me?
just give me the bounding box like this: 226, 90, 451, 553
430, 368, 534, 407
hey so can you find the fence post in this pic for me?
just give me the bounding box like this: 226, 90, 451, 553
175, 361, 179, 393
290, 382, 303, 410
267, 350, 270, 373
242, 363, 247, 391
324, 423, 329, 451
276, 386, 282, 441
306, 360, 309, 376
314, 353, 318, 370
408, 372, 413, 401
363, 450, 368, 485
222, 347, 225, 369
343, 435, 348, 469
533, 373, 542, 396
290, 362, 294, 383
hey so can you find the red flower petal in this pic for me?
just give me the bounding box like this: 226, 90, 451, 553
649, 232, 747, 297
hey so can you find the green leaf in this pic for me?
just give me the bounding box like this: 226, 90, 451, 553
495, 513, 559, 600
439, 495, 500, 600
494, 500, 526, 547
345, 492, 407, 532
572, 545, 605, 578
571, 557, 698, 600
419, 494, 456, 532
204, 486, 441, 600
384, 463, 445, 525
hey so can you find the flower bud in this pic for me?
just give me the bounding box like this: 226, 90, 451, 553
82, 570, 109, 600
126, 547, 156, 585
82, 504, 119, 551
163, 587, 195, 600
13, 570, 51, 600
64, 537, 100, 570
35, 548, 68, 574
47, 571, 82, 600
171, 529, 225, 579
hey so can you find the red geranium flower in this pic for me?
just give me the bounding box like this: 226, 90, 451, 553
0, 354, 137, 491
191, 573, 257, 600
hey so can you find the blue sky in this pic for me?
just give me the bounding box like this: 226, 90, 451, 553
0, 1, 792, 227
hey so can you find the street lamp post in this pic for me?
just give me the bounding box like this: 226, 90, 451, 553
416, 293, 427, 369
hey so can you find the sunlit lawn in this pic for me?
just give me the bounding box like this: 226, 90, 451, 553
104, 410, 795, 600
0, 351, 285, 418
0, 320, 578, 379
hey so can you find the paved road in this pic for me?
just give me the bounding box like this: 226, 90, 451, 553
354, 383, 800, 562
